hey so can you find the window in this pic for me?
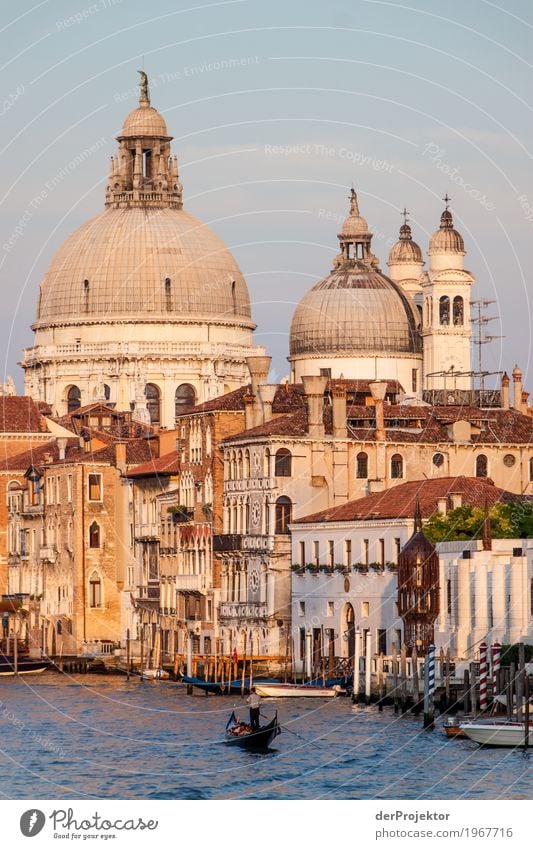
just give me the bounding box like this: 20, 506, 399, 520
503, 454, 515, 468
327, 601, 335, 617
475, 454, 488, 478
379, 538, 385, 567
275, 448, 292, 477
447, 578, 452, 616
67, 385, 81, 413
299, 541, 306, 567
244, 450, 251, 478
175, 384, 196, 416
439, 295, 450, 325
362, 601, 369, 618
453, 296, 464, 326
345, 539, 352, 567
89, 521, 100, 548
363, 539, 369, 566
433, 452, 444, 468
67, 474, 73, 503
328, 540, 334, 569
356, 451, 368, 479
275, 496, 292, 534
89, 571, 102, 608
412, 369, 418, 393
264, 448, 271, 478
391, 453, 403, 479
313, 541, 319, 566
298, 601, 305, 616
394, 538, 401, 561
320, 368, 331, 378
146, 383, 161, 425
88, 474, 102, 501
377, 629, 387, 655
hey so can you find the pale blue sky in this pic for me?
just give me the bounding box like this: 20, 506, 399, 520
1, 0, 532, 387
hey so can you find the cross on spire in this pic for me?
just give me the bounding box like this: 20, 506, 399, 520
443, 193, 451, 210
402, 207, 410, 226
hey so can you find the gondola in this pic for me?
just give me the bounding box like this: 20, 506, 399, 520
182, 675, 280, 695
0, 655, 50, 676
225, 710, 281, 749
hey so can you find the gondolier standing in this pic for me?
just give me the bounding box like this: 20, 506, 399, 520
247, 687, 261, 730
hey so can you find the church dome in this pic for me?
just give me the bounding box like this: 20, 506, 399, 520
429, 206, 465, 254
120, 103, 169, 138
289, 266, 421, 357
388, 221, 423, 264
34, 206, 253, 328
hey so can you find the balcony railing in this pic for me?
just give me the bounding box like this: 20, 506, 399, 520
175, 574, 208, 592
135, 524, 160, 540
39, 546, 57, 563
213, 534, 243, 552
21, 503, 44, 516
220, 601, 267, 619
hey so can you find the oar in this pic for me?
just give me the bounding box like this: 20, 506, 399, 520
260, 711, 321, 749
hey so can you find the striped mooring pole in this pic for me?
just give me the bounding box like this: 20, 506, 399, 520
479, 642, 488, 711
491, 642, 501, 699
424, 643, 436, 728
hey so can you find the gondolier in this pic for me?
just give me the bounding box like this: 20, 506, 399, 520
247, 687, 261, 730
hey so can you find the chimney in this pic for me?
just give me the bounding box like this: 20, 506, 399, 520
450, 492, 462, 509
369, 380, 387, 441
331, 382, 347, 438
437, 497, 448, 516
301, 375, 328, 439
42, 452, 52, 465
246, 356, 272, 426
243, 394, 255, 431
521, 390, 529, 415
115, 440, 127, 471
512, 365, 522, 411
258, 384, 277, 423
501, 372, 510, 410
57, 437, 68, 461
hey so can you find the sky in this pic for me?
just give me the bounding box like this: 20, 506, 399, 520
1, 0, 532, 389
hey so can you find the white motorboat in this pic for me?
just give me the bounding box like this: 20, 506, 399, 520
461, 720, 533, 747
254, 683, 344, 698
141, 668, 170, 680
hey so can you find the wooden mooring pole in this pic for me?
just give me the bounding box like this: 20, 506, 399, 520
365, 632, 372, 705
400, 643, 408, 713
126, 628, 130, 681
352, 629, 361, 704
392, 642, 399, 715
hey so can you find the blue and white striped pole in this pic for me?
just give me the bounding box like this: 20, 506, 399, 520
424, 642, 436, 728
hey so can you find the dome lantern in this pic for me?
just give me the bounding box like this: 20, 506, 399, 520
105, 71, 183, 210
335, 188, 379, 269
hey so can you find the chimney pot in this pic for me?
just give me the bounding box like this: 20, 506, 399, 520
301, 375, 328, 439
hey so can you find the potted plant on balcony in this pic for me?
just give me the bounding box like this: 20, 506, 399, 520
386, 560, 398, 572
168, 505, 192, 522
202, 502, 213, 519
291, 563, 305, 574
306, 562, 320, 574
352, 562, 368, 573
334, 562, 348, 573
369, 561, 384, 572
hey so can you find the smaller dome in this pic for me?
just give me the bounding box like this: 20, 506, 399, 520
388, 222, 423, 264
120, 102, 169, 138
429, 206, 465, 254
340, 188, 371, 239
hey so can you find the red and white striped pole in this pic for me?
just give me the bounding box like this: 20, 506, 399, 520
491, 642, 501, 700
479, 642, 488, 711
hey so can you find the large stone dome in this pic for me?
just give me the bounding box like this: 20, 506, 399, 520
35, 206, 253, 329
289, 266, 421, 357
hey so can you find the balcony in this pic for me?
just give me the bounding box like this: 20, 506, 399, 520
21, 503, 44, 517
175, 574, 208, 593
136, 585, 160, 601
220, 601, 267, 620
39, 546, 57, 563
135, 523, 160, 540
213, 534, 243, 552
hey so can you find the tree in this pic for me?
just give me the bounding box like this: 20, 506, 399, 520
422, 502, 519, 543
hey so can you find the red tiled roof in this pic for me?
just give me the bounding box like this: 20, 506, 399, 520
0, 396, 45, 433
0, 439, 78, 473
0, 436, 156, 472
127, 451, 180, 478
295, 476, 522, 524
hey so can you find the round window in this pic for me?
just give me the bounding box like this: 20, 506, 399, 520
432, 452, 445, 467
503, 454, 516, 468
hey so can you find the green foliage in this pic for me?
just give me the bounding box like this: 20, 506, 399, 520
423, 501, 533, 543
499, 644, 533, 666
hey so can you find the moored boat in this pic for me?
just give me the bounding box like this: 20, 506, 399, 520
141, 668, 170, 680
225, 710, 281, 749
442, 714, 472, 739
461, 720, 533, 747
254, 682, 344, 698
181, 675, 280, 695
0, 656, 50, 676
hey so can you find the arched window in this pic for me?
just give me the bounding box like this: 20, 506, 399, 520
264, 448, 271, 478
175, 384, 196, 417
237, 451, 243, 479
275, 448, 292, 477
476, 454, 488, 478
275, 496, 292, 534
146, 383, 161, 424
453, 296, 464, 326
89, 521, 100, 548
67, 385, 81, 413
439, 295, 450, 326
391, 453, 404, 479
244, 450, 251, 478
356, 451, 368, 478
89, 571, 102, 608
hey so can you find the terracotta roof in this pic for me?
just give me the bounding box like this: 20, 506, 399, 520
54, 404, 155, 439
0, 439, 78, 473
0, 436, 156, 472
180, 383, 306, 416
127, 451, 181, 478
0, 396, 45, 433
294, 476, 522, 524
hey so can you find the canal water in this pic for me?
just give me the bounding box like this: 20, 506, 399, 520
0, 673, 531, 800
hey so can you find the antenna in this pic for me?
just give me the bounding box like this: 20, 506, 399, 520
470, 299, 504, 395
